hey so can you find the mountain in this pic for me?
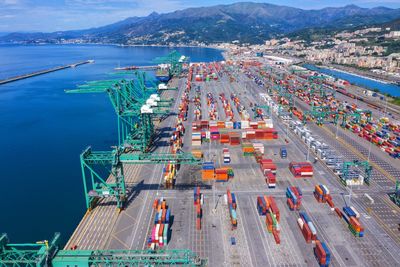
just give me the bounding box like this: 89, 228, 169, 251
2, 2, 400, 45
285, 16, 400, 43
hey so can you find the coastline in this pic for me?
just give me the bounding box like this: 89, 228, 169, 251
0, 42, 227, 52
318, 65, 391, 85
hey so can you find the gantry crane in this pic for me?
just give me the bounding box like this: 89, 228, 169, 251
252, 104, 270, 119
340, 109, 372, 127
302, 105, 339, 125
0, 233, 205, 267
67, 72, 200, 210
340, 160, 372, 186
153, 50, 188, 77
113, 70, 178, 91
80, 146, 200, 210
66, 75, 172, 150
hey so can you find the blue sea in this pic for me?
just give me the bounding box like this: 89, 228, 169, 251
0, 44, 223, 245
303, 64, 400, 97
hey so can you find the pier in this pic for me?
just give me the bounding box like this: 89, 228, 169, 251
0, 60, 94, 85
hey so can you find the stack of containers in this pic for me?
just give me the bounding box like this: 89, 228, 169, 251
193, 88, 201, 120
250, 121, 259, 129
254, 150, 263, 163
256, 196, 281, 244
289, 162, 314, 178
257, 196, 268, 215
192, 121, 201, 131
194, 187, 203, 230
223, 148, 231, 164
242, 142, 255, 156
195, 74, 203, 82
219, 93, 234, 121
200, 131, 209, 143
314, 240, 331, 267
200, 120, 209, 130
233, 121, 241, 129
246, 129, 256, 139
202, 162, 215, 181
192, 132, 201, 147
149, 198, 170, 248
225, 121, 234, 129
220, 131, 230, 144
227, 190, 238, 229
163, 162, 176, 189
342, 206, 364, 237
264, 118, 274, 128
210, 123, 220, 141
298, 211, 317, 243
257, 120, 266, 128
265, 171, 276, 188
229, 132, 241, 145
255, 129, 278, 140
217, 121, 225, 129
260, 159, 277, 176
241, 120, 250, 129
314, 185, 334, 208
286, 186, 302, 210
215, 167, 229, 181
253, 143, 265, 154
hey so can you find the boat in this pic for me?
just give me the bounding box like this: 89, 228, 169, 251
156, 64, 171, 82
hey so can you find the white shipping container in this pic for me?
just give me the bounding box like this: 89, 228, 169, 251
350, 206, 360, 218
297, 218, 304, 229
241, 120, 250, 128
308, 222, 317, 235
321, 185, 330, 195
192, 141, 202, 147
155, 224, 160, 241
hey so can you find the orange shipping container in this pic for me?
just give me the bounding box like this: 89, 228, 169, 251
202, 170, 215, 180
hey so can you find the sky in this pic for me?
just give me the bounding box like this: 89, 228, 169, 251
1, 0, 400, 32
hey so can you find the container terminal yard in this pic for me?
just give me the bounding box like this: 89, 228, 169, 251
1, 51, 400, 267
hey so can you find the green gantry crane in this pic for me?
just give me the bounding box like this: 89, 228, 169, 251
153, 50, 188, 77
340, 109, 372, 127
67, 72, 200, 210
80, 147, 200, 210
302, 105, 339, 126
252, 104, 270, 119
340, 160, 372, 186
0, 233, 205, 267
113, 70, 178, 91
66, 75, 172, 151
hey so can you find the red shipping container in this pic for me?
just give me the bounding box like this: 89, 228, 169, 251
272, 229, 281, 244
302, 222, 312, 243
334, 207, 342, 218
268, 196, 280, 222
287, 198, 294, 210
196, 217, 201, 230
326, 198, 334, 208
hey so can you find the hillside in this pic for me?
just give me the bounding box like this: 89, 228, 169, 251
2, 2, 400, 45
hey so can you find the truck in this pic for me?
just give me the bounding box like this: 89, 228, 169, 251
280, 147, 287, 159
